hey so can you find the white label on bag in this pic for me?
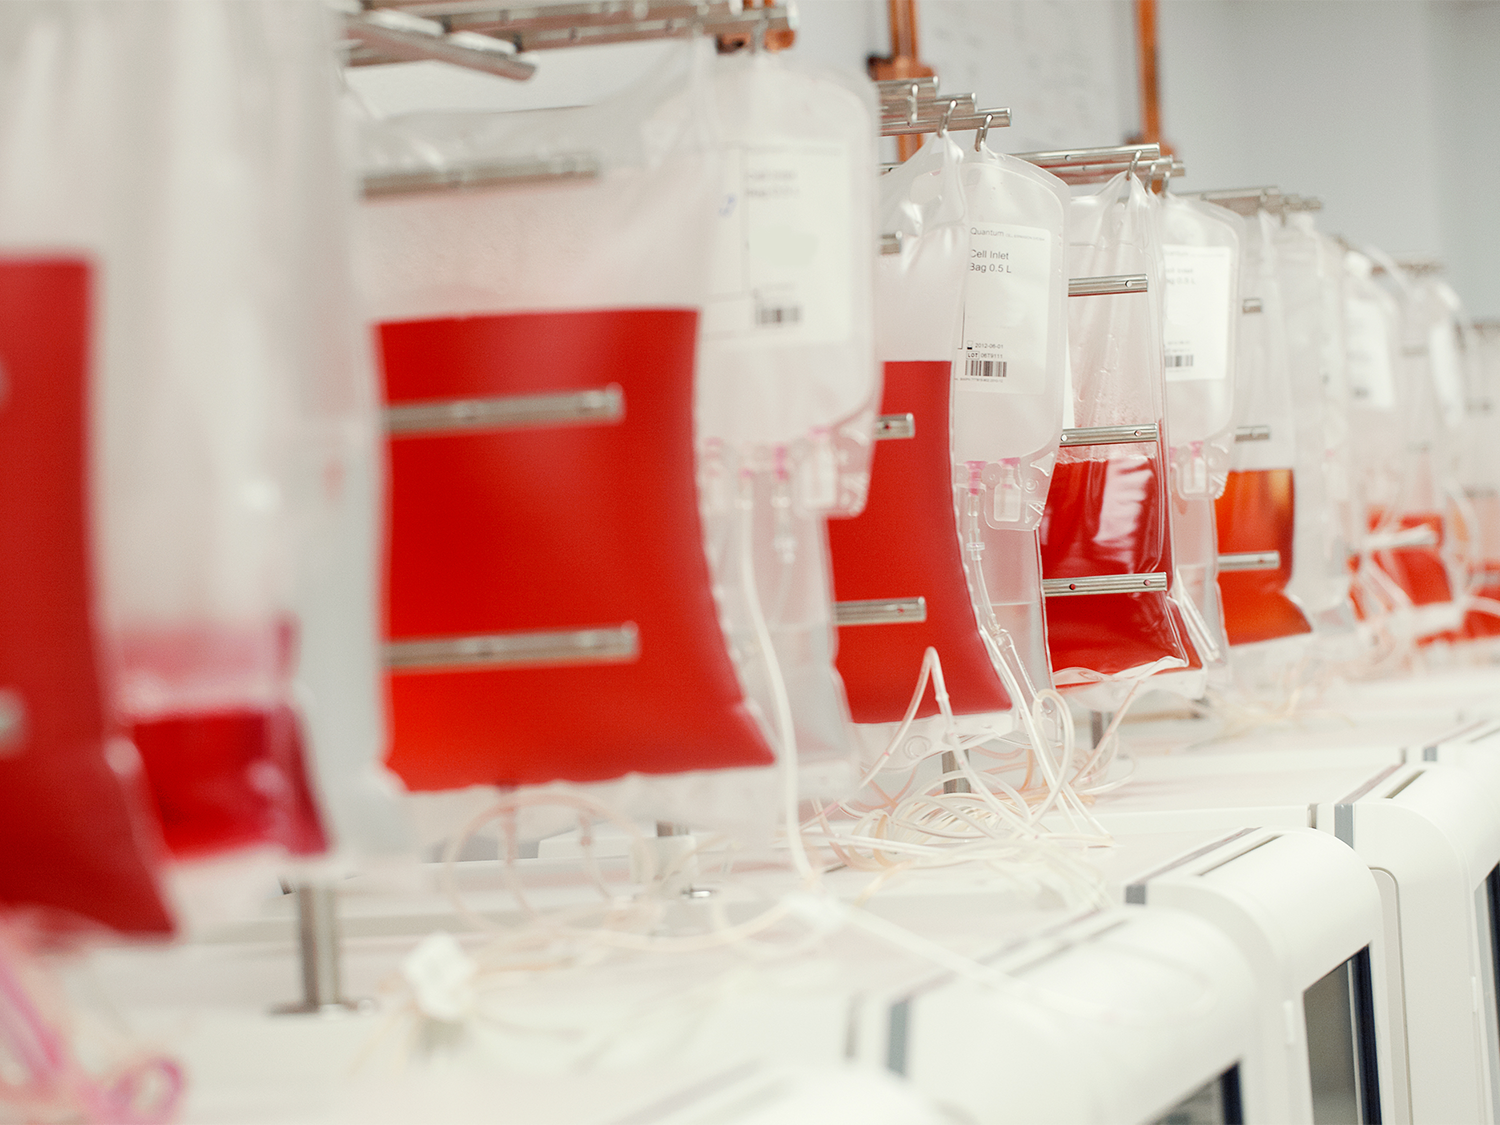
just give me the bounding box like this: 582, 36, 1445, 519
1161, 245, 1232, 382
703, 142, 852, 348
1345, 295, 1396, 410
957, 223, 1051, 394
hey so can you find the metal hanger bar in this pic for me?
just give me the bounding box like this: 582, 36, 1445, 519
1016, 143, 1160, 167
363, 152, 600, 197
1241, 297, 1263, 314
880, 108, 1011, 136
1059, 423, 1160, 447
834, 597, 928, 626
343, 12, 538, 78
1218, 551, 1281, 573
450, 3, 789, 49
1069, 274, 1149, 297
380, 0, 729, 27
1047, 157, 1185, 185
875, 76, 939, 101
1234, 425, 1270, 442
880, 232, 903, 255
873, 413, 915, 440
387, 623, 640, 672
880, 92, 976, 118
386, 385, 624, 436
1043, 573, 1169, 598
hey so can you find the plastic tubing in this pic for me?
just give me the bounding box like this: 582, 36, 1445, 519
736, 469, 817, 884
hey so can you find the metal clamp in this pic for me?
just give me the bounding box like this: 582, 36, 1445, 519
1042, 573, 1168, 598
834, 597, 927, 626
873, 413, 916, 440
386, 385, 623, 437
1069, 275, 1149, 297
1059, 423, 1159, 447
386, 624, 640, 672
1218, 551, 1281, 572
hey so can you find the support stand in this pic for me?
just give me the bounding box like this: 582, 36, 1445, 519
273, 882, 363, 1015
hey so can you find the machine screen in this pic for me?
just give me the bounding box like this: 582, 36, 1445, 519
1148, 1065, 1243, 1125
1303, 947, 1381, 1123
1479, 866, 1500, 1119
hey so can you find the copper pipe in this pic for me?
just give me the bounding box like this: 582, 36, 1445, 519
1135, 0, 1161, 145
868, 0, 933, 161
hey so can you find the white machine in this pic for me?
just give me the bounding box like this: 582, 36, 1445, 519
1094, 828, 1392, 1124
1072, 756, 1500, 1124
78, 862, 1266, 1125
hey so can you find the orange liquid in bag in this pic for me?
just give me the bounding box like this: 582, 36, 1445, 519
1215, 468, 1312, 645
380, 309, 773, 789
1040, 454, 1198, 677
827, 361, 1011, 722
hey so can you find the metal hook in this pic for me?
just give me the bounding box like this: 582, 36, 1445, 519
906, 82, 920, 126
1127, 148, 1144, 180
938, 98, 958, 137
1157, 157, 1173, 191
975, 112, 994, 153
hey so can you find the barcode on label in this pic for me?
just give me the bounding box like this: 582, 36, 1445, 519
1165, 354, 1195, 369
966, 358, 1008, 380
756, 304, 802, 327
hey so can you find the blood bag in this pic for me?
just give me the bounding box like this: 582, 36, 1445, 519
0, 10, 175, 933
699, 49, 879, 516
1153, 191, 1243, 693
950, 137, 1070, 699
1275, 212, 1358, 635
0, 257, 170, 935
1157, 192, 1240, 500
1214, 210, 1312, 647
1347, 249, 1462, 637
1042, 170, 1196, 699
1461, 323, 1500, 639
362, 43, 777, 829
828, 133, 1012, 722
695, 50, 878, 796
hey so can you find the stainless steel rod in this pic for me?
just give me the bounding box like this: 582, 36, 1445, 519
1059, 423, 1159, 447
873, 413, 916, 440
387, 624, 640, 672
834, 597, 928, 626
386, 385, 623, 436
1043, 573, 1169, 598
1218, 551, 1281, 573
1069, 274, 1149, 297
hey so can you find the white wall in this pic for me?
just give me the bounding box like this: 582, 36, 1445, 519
1157, 0, 1500, 317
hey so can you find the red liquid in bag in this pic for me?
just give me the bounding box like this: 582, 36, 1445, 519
826, 361, 1010, 722
124, 623, 327, 859
0, 259, 171, 935
1464, 571, 1500, 639
1372, 511, 1453, 608
380, 309, 773, 789
131, 706, 326, 860
1215, 468, 1312, 645
1040, 454, 1197, 677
